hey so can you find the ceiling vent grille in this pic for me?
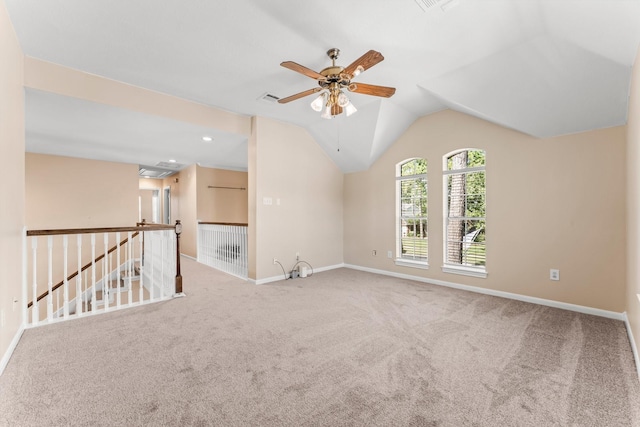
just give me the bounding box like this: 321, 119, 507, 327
414, 0, 458, 12
415, 0, 439, 9
139, 167, 173, 178
258, 92, 280, 103
155, 161, 184, 169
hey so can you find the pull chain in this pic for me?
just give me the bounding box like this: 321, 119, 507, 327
337, 118, 340, 152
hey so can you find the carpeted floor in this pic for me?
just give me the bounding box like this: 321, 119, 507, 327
1, 257, 639, 426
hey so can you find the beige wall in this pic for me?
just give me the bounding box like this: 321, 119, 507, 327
174, 164, 198, 257
627, 45, 640, 353
196, 167, 248, 224
25, 153, 139, 229
0, 0, 25, 367
344, 110, 626, 312
251, 117, 343, 281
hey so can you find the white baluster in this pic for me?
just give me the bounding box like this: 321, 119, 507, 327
91, 234, 96, 313
84, 268, 88, 311
104, 234, 109, 311
116, 232, 121, 308
47, 236, 53, 321
63, 235, 69, 318
31, 237, 38, 325
127, 232, 133, 305
76, 234, 83, 316
160, 231, 165, 299
150, 232, 155, 301
234, 227, 239, 276
139, 231, 144, 304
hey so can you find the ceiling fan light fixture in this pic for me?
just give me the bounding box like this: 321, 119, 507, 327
345, 102, 357, 117
310, 92, 325, 112
279, 48, 395, 120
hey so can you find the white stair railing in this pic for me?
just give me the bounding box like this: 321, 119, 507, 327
197, 222, 248, 279
23, 223, 182, 328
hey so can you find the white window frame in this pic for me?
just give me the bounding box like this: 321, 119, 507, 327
395, 158, 428, 269
442, 149, 487, 278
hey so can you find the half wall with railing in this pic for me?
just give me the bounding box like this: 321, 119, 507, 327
197, 222, 248, 279
23, 222, 183, 327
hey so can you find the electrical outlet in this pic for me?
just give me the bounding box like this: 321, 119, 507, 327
550, 269, 560, 281
387, 251, 392, 258
273, 257, 277, 265
372, 250, 377, 256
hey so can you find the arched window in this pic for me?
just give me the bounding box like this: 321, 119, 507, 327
443, 149, 486, 277
396, 158, 428, 268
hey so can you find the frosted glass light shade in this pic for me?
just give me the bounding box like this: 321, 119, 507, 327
310, 93, 325, 112
345, 102, 357, 116
337, 91, 349, 107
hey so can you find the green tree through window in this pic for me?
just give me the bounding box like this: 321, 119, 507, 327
397, 158, 427, 263
444, 149, 486, 269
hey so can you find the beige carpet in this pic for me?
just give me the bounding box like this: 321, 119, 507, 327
1, 257, 639, 426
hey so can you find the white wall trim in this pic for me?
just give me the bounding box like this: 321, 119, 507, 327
395, 259, 429, 269
441, 264, 488, 279
623, 312, 640, 380
344, 263, 625, 321
253, 263, 345, 285
180, 253, 197, 261
0, 325, 24, 377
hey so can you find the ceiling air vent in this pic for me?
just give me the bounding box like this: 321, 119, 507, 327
155, 161, 184, 169
139, 167, 173, 178
414, 0, 459, 12
258, 92, 280, 104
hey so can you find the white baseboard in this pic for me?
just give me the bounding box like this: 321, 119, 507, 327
0, 324, 24, 377
623, 312, 640, 380
344, 264, 625, 321
253, 263, 345, 285
181, 254, 197, 261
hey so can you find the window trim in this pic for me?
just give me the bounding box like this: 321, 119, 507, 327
396, 158, 428, 268
441, 264, 487, 278
442, 148, 487, 277
395, 258, 429, 270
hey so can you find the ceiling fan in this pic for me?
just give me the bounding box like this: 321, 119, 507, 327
278, 48, 396, 119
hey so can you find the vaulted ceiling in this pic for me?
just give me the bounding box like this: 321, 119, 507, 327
7, 0, 640, 173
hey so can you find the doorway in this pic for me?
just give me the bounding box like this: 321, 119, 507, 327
163, 186, 171, 224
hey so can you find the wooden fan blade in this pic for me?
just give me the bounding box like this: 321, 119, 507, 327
280, 61, 326, 80
277, 87, 322, 104
343, 50, 384, 77
348, 83, 396, 98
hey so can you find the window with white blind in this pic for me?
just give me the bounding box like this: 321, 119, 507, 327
443, 149, 486, 278
396, 158, 428, 269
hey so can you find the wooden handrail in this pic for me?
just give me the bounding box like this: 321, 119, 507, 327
27, 232, 140, 308
27, 224, 174, 237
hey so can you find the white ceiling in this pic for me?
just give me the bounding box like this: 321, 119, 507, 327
6, 0, 640, 173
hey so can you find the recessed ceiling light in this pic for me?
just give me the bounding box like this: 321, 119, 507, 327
169, 159, 176, 163
202, 136, 213, 142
